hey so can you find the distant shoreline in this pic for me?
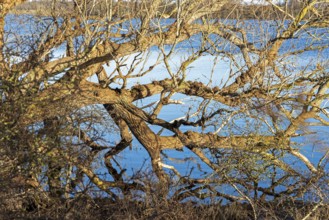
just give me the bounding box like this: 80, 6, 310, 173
11, 1, 316, 20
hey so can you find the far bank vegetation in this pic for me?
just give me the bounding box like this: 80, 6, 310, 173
14, 0, 327, 19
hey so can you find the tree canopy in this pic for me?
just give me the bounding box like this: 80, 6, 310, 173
1, 0, 329, 218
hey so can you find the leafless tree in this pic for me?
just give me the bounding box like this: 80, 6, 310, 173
1, 0, 329, 218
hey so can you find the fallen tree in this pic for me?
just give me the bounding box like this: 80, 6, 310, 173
0, 0, 329, 218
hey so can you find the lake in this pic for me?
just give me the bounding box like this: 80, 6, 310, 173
4, 14, 329, 201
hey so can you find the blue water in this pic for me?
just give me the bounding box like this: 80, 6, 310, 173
4, 14, 329, 200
